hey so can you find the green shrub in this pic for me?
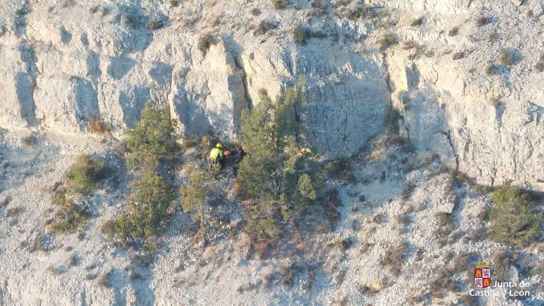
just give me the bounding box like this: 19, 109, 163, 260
488, 186, 541, 247
180, 165, 209, 224
48, 154, 108, 233
238, 83, 324, 234
105, 170, 176, 244
244, 200, 282, 242
126, 105, 178, 170
49, 203, 91, 233
298, 174, 317, 201
65, 155, 107, 195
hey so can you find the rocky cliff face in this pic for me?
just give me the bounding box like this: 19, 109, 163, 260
2, 0, 542, 187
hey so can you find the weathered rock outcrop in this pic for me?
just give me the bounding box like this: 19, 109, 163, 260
0, 0, 391, 159
385, 0, 544, 189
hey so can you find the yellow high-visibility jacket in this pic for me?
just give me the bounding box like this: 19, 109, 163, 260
209, 147, 224, 161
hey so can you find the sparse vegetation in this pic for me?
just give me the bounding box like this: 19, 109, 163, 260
486, 63, 502, 76
147, 17, 166, 30
381, 242, 408, 274
180, 165, 209, 227
499, 48, 521, 66
49, 154, 109, 233
88, 118, 110, 134
452, 51, 466, 61
103, 104, 179, 248
22, 133, 38, 146
488, 186, 541, 247
323, 158, 355, 182
65, 155, 107, 195
103, 170, 176, 245
492, 250, 514, 281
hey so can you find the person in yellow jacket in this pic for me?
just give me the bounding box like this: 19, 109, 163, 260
208, 143, 225, 170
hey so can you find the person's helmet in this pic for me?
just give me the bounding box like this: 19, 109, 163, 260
216, 143, 223, 149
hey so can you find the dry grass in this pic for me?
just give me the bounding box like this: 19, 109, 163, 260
88, 119, 110, 134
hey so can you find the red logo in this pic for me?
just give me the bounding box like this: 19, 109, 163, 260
474, 266, 492, 288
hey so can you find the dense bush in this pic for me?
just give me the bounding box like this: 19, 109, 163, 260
239, 84, 324, 236
125, 105, 178, 169
104, 104, 179, 248
65, 155, 107, 194
488, 186, 541, 247
103, 170, 176, 244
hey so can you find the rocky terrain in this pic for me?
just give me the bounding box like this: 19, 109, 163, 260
1, 0, 544, 305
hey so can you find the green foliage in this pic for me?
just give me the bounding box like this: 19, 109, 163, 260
244, 200, 282, 242
239, 82, 324, 231
49, 154, 108, 233
489, 186, 541, 247
298, 174, 317, 201
66, 155, 107, 195
105, 170, 176, 244
180, 166, 209, 223
126, 105, 178, 170
50, 203, 92, 233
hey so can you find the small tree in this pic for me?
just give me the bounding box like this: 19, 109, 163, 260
181, 166, 209, 225
126, 105, 178, 169
297, 173, 317, 201
238, 82, 323, 226
106, 170, 176, 244
489, 186, 541, 247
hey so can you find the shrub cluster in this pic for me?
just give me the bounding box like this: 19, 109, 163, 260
103, 171, 176, 244
488, 186, 541, 247
125, 105, 178, 169
104, 105, 178, 247
238, 83, 324, 243
50, 155, 107, 233
180, 165, 209, 225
